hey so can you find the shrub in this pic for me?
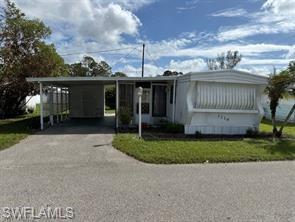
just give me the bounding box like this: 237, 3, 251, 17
119, 106, 132, 125
195, 131, 202, 138
26, 107, 34, 114
246, 128, 259, 138
159, 120, 184, 133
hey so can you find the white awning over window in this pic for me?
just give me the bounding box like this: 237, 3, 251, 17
194, 81, 256, 110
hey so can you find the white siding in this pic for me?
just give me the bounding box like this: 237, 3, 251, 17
175, 73, 266, 135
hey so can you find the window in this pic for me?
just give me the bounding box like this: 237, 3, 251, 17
152, 85, 167, 117
119, 84, 134, 114
136, 89, 150, 114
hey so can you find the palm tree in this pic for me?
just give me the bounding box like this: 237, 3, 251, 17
265, 71, 293, 138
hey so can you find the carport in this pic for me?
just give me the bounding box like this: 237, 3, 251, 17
27, 77, 118, 130
26, 76, 177, 130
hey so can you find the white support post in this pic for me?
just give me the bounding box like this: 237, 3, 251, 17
39, 82, 44, 130
138, 87, 143, 138
56, 88, 59, 123
172, 79, 176, 123
50, 85, 54, 126
67, 88, 69, 118
115, 80, 119, 130
60, 88, 63, 122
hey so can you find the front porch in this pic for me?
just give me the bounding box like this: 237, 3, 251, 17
118, 80, 177, 127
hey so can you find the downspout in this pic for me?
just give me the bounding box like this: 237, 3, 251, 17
172, 79, 176, 123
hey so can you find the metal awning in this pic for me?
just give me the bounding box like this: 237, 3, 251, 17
26, 76, 177, 87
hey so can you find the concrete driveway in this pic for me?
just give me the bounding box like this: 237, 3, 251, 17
0, 124, 294, 222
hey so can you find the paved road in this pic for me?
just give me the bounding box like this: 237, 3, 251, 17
0, 124, 294, 221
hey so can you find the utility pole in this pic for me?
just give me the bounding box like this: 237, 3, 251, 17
141, 43, 145, 77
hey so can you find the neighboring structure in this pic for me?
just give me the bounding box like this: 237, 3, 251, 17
263, 97, 295, 123
27, 69, 268, 135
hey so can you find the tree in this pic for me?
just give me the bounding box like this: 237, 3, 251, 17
0, 0, 66, 118
111, 72, 127, 77
105, 86, 116, 110
265, 63, 295, 138
68, 56, 112, 77
206, 50, 242, 70
163, 70, 183, 76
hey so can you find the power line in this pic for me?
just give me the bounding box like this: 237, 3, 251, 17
145, 46, 161, 68
60, 47, 135, 56
118, 46, 140, 63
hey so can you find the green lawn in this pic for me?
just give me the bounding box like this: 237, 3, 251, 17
0, 107, 40, 151
113, 121, 295, 164
260, 119, 295, 136
105, 109, 115, 114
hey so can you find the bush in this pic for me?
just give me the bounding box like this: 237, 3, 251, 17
105, 87, 116, 110
119, 106, 132, 125
195, 131, 202, 138
159, 120, 184, 134
26, 107, 34, 114
246, 128, 259, 138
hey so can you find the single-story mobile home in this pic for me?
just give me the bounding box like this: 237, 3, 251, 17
27, 69, 268, 135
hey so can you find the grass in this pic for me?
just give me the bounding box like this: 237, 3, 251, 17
113, 120, 295, 164
0, 106, 40, 151
105, 109, 115, 114
260, 119, 295, 136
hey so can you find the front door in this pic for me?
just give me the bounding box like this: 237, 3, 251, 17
152, 85, 167, 117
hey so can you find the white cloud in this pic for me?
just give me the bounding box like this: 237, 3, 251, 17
145, 39, 294, 59
217, 19, 295, 42
120, 58, 206, 77
241, 58, 292, 66
262, 0, 295, 16
14, 0, 142, 51
120, 64, 164, 77
238, 66, 273, 76
99, 0, 156, 11
78, 3, 140, 44
211, 8, 247, 17
216, 0, 295, 41
168, 59, 207, 73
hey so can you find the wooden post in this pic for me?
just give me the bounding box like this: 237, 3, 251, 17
141, 43, 145, 78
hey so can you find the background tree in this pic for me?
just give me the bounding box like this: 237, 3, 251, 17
111, 72, 127, 77
265, 62, 295, 138
162, 70, 183, 76
68, 56, 112, 77
0, 0, 66, 118
105, 86, 116, 110
207, 50, 242, 70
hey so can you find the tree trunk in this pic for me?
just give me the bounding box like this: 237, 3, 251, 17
271, 110, 278, 136
278, 103, 295, 136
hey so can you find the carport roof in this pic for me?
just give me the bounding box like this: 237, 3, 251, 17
26, 76, 177, 86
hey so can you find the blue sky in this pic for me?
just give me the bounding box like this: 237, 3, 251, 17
7, 0, 295, 76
